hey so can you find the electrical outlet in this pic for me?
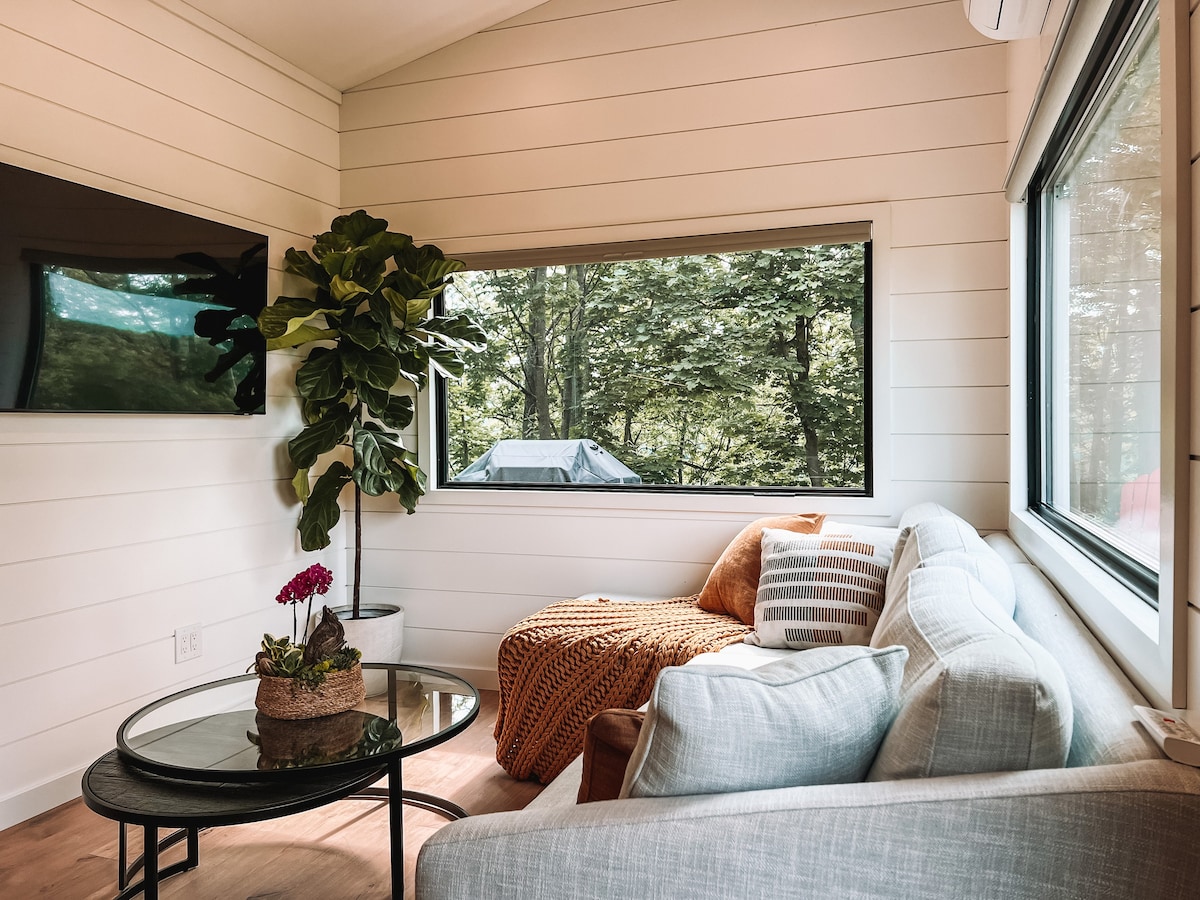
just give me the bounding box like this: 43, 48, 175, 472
174, 624, 203, 663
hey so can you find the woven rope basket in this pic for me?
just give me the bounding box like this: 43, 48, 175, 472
255, 662, 366, 720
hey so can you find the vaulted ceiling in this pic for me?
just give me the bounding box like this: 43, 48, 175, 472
182, 0, 549, 90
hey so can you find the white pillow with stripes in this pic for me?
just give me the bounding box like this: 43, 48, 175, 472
746, 523, 897, 650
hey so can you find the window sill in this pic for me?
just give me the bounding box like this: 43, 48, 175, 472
425, 482, 896, 521
1009, 507, 1170, 708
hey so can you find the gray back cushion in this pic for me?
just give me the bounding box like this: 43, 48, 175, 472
985, 534, 1163, 767
868, 566, 1073, 780
888, 515, 1017, 616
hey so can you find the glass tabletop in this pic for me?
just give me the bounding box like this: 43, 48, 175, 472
116, 664, 479, 782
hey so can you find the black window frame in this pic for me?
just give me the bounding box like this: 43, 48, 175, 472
434, 227, 875, 498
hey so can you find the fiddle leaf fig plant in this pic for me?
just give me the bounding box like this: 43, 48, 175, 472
259, 210, 485, 616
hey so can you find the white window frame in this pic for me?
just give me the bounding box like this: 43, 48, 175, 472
1006, 0, 1189, 709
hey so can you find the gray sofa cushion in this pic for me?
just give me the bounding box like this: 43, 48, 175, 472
620, 645, 908, 798
868, 566, 1072, 780
889, 515, 1017, 615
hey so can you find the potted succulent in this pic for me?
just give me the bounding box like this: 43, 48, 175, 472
252, 564, 365, 720
258, 210, 485, 664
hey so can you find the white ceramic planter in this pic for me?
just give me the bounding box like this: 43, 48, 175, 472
319, 603, 405, 695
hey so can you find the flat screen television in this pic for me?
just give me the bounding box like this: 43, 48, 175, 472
0, 161, 268, 414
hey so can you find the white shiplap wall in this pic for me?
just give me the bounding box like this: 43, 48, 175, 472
339, 0, 1011, 689
0, 0, 340, 828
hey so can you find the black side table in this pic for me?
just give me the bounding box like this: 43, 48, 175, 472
83, 664, 479, 899
82, 750, 385, 900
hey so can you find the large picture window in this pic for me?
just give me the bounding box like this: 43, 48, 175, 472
439, 226, 871, 494
1029, 0, 1160, 602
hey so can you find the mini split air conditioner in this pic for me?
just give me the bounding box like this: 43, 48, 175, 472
962, 0, 1053, 40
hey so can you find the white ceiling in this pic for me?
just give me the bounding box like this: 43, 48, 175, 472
181, 0, 550, 90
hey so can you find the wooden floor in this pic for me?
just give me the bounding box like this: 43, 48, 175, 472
0, 690, 543, 900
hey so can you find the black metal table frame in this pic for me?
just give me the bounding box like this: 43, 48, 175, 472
85, 664, 479, 900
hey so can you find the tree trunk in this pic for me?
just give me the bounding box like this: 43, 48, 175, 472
787, 314, 825, 488
560, 264, 589, 438
522, 268, 553, 439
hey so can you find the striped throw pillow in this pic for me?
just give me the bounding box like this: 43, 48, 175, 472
746, 524, 896, 650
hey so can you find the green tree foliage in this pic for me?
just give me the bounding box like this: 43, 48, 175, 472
445, 242, 867, 489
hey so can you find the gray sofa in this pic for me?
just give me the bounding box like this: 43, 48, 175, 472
415, 513, 1200, 899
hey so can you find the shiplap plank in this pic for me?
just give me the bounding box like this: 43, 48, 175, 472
363, 547, 712, 600
357, 0, 984, 89
343, 46, 1005, 167
404, 0, 938, 82
4, 0, 338, 149
399, 627, 504, 684
891, 241, 1010, 295
369, 143, 1008, 245
891, 193, 1009, 247
360, 587, 557, 636
3, 559, 323, 683
892, 434, 1009, 483
0, 438, 284, 504
0, 524, 334, 622
354, 507, 741, 563
0, 27, 336, 202
343, 94, 1006, 207
0, 88, 336, 239
0, 481, 298, 566
0, 622, 254, 745
892, 386, 1009, 435
888, 480, 1010, 531
343, 7, 989, 129
892, 338, 1010, 388
892, 290, 1009, 340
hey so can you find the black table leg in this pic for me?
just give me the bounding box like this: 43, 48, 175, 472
389, 757, 403, 900
142, 825, 159, 899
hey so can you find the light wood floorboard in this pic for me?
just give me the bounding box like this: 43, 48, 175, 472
0, 690, 543, 899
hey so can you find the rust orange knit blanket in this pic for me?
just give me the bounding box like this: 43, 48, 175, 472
494, 595, 750, 783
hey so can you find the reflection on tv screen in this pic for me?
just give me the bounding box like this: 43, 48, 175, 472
27, 265, 261, 414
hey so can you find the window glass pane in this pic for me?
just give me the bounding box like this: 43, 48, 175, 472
1043, 16, 1160, 566
441, 241, 868, 491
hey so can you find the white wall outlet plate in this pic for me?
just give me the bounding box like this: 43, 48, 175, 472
174, 624, 203, 663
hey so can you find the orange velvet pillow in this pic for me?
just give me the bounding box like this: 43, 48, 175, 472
696, 512, 826, 625
576, 709, 645, 803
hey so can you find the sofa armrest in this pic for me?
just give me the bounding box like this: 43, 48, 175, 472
416, 760, 1200, 900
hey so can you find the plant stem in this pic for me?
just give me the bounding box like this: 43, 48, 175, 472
353, 481, 362, 619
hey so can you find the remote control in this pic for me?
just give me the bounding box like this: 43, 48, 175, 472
1133, 705, 1200, 766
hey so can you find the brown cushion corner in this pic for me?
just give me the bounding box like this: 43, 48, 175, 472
576, 708, 646, 804
696, 512, 826, 625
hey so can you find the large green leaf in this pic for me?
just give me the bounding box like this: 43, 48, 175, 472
405, 297, 432, 327
298, 462, 351, 551
341, 317, 381, 350
365, 229, 412, 263
287, 402, 353, 468
331, 209, 389, 245
258, 297, 335, 340
415, 255, 465, 285
291, 467, 311, 503
378, 394, 414, 431
422, 313, 488, 351
329, 274, 369, 303
367, 293, 399, 346
342, 345, 400, 391
353, 421, 399, 476
283, 248, 326, 287
295, 347, 344, 401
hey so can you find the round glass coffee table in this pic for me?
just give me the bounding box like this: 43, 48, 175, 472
84, 664, 478, 900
